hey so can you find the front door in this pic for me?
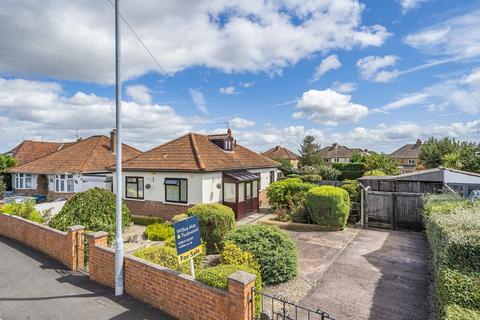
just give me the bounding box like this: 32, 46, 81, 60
37, 174, 49, 195
245, 181, 253, 212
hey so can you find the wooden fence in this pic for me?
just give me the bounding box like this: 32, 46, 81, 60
362, 190, 424, 231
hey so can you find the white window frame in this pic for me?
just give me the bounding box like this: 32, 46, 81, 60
15, 173, 32, 189
408, 159, 416, 165
55, 174, 75, 193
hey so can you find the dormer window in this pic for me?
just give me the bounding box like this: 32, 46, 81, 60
224, 139, 233, 151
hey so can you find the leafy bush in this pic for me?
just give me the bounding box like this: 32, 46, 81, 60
164, 235, 176, 248
171, 213, 188, 223
299, 174, 322, 183
341, 180, 360, 203
423, 195, 480, 319
49, 188, 131, 242
364, 169, 387, 176
223, 224, 297, 284
298, 165, 318, 175
317, 166, 342, 180
0, 200, 43, 223
133, 245, 203, 274
332, 162, 366, 180
187, 204, 235, 253
131, 215, 164, 226
286, 173, 301, 179
196, 264, 262, 314
144, 223, 174, 241
221, 241, 261, 274
305, 186, 350, 229
267, 178, 314, 221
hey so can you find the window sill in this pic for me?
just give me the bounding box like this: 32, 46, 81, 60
124, 197, 145, 202
164, 201, 189, 206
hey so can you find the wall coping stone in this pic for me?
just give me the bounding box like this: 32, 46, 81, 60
227, 270, 257, 285
67, 225, 85, 231
87, 231, 109, 239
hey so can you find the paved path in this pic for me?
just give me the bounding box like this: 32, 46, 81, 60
0, 236, 174, 320
300, 228, 430, 320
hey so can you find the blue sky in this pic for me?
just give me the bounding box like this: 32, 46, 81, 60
0, 0, 479, 153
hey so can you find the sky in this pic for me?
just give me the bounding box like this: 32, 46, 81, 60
1, 0, 480, 154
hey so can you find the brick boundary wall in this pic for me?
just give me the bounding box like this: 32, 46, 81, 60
88, 232, 256, 320
0, 213, 84, 270
125, 200, 193, 220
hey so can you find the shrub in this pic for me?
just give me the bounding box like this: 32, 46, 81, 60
171, 213, 188, 223
131, 215, 164, 226
332, 162, 366, 180
196, 264, 262, 314
223, 224, 297, 284
134, 245, 203, 274
164, 235, 176, 248
0, 200, 43, 223
144, 223, 174, 241
267, 178, 314, 210
364, 169, 387, 176
286, 173, 301, 179
341, 180, 360, 203
298, 165, 318, 175
305, 186, 350, 229
423, 195, 480, 319
221, 241, 261, 274
187, 204, 235, 253
317, 166, 342, 180
48, 188, 131, 242
299, 174, 322, 183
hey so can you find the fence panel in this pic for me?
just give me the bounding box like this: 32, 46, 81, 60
364, 191, 393, 228
395, 194, 424, 231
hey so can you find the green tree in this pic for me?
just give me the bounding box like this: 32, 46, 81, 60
419, 137, 460, 169
349, 151, 365, 163
272, 157, 295, 176
0, 154, 16, 172
364, 153, 400, 175
298, 135, 323, 167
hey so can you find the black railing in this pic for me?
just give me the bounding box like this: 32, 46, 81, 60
251, 288, 334, 320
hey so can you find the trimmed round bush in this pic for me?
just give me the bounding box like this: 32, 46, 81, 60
305, 186, 350, 229
144, 223, 174, 241
196, 264, 262, 314
187, 204, 235, 253
133, 245, 204, 274
299, 174, 322, 183
48, 188, 131, 241
223, 224, 297, 284
171, 213, 188, 223
221, 241, 261, 274
267, 178, 314, 211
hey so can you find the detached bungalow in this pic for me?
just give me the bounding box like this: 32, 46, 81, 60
6, 140, 75, 166
262, 146, 299, 169
113, 130, 280, 220
320, 143, 368, 165
10, 132, 141, 201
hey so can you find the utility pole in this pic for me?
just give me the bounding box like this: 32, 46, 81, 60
114, 0, 124, 296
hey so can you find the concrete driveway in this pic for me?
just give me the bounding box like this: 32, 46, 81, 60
300, 228, 430, 320
0, 236, 174, 320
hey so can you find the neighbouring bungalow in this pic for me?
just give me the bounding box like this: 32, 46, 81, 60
9, 131, 141, 201
390, 139, 423, 173
262, 146, 299, 169
112, 129, 280, 220
6, 140, 76, 166
320, 143, 368, 165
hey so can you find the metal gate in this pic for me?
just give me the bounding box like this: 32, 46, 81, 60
362, 190, 424, 231
251, 288, 334, 320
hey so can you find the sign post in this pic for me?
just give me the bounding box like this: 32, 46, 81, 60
173, 215, 202, 277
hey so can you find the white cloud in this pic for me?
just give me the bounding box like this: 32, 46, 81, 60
188, 88, 208, 114
219, 86, 237, 95
229, 117, 255, 128
404, 10, 480, 60
398, 0, 428, 14
331, 81, 358, 93
0, 77, 194, 151
0, 1, 390, 83
312, 55, 342, 81
126, 84, 152, 104
356, 55, 399, 83
240, 81, 255, 88
383, 68, 480, 114
293, 89, 369, 125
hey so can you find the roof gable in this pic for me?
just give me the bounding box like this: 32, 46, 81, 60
119, 133, 279, 172
7, 140, 75, 165
10, 135, 141, 174
262, 146, 298, 160
390, 143, 422, 159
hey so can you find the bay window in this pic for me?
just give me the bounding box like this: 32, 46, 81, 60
164, 178, 187, 203
55, 174, 74, 192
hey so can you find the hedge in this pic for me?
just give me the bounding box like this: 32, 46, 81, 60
267, 178, 315, 212
332, 162, 366, 180
223, 224, 297, 284
131, 215, 164, 226
187, 204, 235, 253
423, 194, 480, 319
134, 244, 204, 274
144, 223, 174, 241
305, 186, 350, 229
0, 200, 43, 223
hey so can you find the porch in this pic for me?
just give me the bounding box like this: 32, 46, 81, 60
222, 170, 260, 220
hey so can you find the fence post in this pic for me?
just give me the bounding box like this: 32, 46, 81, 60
391, 193, 397, 230
67, 225, 85, 271
228, 271, 257, 320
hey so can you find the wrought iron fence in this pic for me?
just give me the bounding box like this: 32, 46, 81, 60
251, 288, 334, 320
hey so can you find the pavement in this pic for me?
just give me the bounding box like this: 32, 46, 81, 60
300, 228, 430, 320
0, 235, 174, 320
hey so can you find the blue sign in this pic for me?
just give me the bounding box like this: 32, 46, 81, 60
173, 215, 202, 263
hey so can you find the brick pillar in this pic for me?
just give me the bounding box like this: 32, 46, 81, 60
228, 271, 257, 320
87, 231, 109, 284
66, 225, 85, 271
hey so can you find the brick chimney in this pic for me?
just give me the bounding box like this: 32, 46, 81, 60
416, 139, 422, 147
333, 142, 339, 149
110, 129, 116, 154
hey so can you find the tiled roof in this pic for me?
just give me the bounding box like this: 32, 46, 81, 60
10, 135, 141, 174
319, 144, 363, 158
262, 146, 298, 160
6, 140, 75, 166
117, 133, 280, 172
390, 143, 422, 159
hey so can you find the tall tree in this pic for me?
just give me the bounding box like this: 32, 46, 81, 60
364, 153, 400, 175
419, 137, 459, 168
298, 135, 323, 167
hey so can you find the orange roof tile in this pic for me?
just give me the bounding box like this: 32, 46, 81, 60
10, 135, 141, 174
7, 140, 75, 166
116, 133, 279, 172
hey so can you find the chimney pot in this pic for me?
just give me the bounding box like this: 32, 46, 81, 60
416, 138, 422, 146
